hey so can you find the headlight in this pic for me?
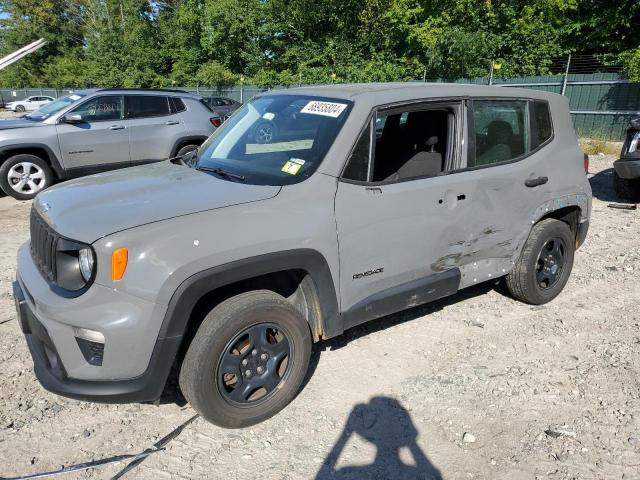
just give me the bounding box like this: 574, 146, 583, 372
79, 248, 95, 282
55, 239, 96, 291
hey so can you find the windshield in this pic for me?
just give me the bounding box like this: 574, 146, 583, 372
25, 93, 86, 120
195, 95, 352, 185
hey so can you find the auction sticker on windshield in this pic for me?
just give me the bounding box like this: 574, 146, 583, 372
301, 101, 347, 118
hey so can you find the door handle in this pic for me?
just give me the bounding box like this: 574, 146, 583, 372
166, 120, 180, 125
525, 176, 548, 187
109, 125, 125, 130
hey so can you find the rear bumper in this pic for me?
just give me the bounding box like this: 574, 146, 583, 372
14, 278, 181, 404
613, 158, 640, 179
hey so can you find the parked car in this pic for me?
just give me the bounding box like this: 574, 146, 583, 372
13, 84, 591, 428
203, 96, 241, 118
0, 88, 220, 200
4, 95, 55, 112
612, 115, 640, 202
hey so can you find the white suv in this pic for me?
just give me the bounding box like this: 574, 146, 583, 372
5, 96, 55, 112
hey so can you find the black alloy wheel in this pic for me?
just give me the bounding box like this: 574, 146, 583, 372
535, 237, 567, 290
217, 323, 293, 405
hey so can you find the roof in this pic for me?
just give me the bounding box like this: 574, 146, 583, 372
71, 88, 202, 99
262, 82, 560, 105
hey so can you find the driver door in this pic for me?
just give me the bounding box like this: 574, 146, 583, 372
56, 95, 131, 171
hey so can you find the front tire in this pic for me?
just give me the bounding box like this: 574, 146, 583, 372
613, 170, 640, 202
0, 154, 54, 200
15, 104, 25, 112
179, 290, 312, 428
505, 218, 575, 305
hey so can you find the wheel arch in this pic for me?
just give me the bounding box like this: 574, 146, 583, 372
159, 249, 342, 349
0, 143, 64, 179
529, 194, 590, 250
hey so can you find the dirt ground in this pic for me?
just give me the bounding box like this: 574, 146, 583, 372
1, 154, 639, 480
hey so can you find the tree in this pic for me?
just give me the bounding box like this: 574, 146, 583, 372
196, 61, 237, 88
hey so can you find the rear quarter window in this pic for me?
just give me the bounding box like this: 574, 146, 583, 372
171, 97, 187, 112
530, 100, 553, 149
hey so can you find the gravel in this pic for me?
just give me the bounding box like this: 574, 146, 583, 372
1, 154, 639, 479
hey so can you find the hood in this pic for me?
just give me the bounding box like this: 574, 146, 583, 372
0, 118, 44, 130
34, 161, 281, 243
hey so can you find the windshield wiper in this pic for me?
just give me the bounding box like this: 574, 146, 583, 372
197, 165, 246, 182
169, 148, 198, 166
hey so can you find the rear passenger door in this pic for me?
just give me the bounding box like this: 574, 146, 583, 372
125, 95, 183, 163
442, 98, 554, 286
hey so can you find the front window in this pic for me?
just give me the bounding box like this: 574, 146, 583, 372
25, 93, 86, 120
195, 95, 352, 185
71, 95, 124, 122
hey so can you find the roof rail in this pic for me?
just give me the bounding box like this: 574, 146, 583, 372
95, 88, 193, 94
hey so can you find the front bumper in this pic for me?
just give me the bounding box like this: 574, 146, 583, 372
14, 279, 181, 403
613, 158, 640, 180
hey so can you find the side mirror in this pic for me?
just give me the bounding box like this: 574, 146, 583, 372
62, 114, 83, 124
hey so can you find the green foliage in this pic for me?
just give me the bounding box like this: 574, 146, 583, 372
0, 0, 638, 88
196, 61, 238, 88
621, 48, 640, 82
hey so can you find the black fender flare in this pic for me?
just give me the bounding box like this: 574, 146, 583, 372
0, 143, 65, 178
158, 249, 342, 341
169, 136, 208, 158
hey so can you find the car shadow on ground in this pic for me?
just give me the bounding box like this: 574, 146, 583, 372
315, 396, 442, 480
589, 167, 620, 203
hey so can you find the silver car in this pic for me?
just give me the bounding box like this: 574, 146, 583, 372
0, 88, 218, 200
14, 83, 591, 428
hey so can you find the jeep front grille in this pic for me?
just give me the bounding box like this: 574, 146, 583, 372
30, 208, 58, 283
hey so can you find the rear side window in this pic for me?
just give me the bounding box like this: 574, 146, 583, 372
126, 95, 170, 118
530, 100, 553, 149
343, 123, 371, 181
472, 100, 528, 167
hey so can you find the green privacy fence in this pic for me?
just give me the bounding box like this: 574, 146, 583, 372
2, 73, 639, 140
452, 73, 639, 140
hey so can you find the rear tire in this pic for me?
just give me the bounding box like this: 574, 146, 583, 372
0, 154, 54, 200
506, 218, 575, 305
613, 170, 640, 202
179, 290, 312, 428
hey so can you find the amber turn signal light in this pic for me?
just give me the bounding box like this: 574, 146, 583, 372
111, 248, 128, 281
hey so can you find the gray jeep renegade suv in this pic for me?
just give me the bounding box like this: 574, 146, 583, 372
14, 83, 591, 428
0, 88, 218, 200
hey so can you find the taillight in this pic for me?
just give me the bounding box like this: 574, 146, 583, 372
583, 152, 589, 174
210, 117, 222, 128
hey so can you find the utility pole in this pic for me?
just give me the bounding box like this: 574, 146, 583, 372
488, 61, 494, 85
